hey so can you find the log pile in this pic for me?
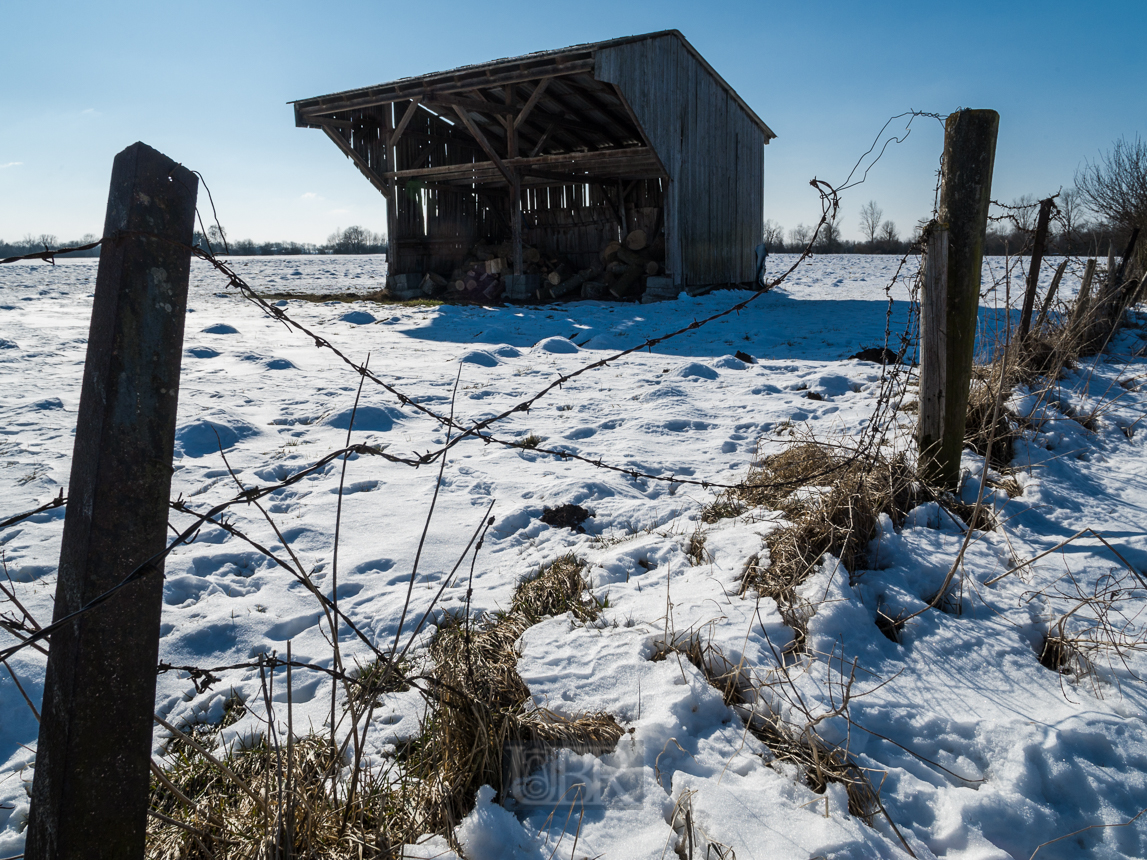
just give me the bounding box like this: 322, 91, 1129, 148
386, 229, 674, 304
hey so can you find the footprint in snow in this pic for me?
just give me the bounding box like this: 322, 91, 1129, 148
264, 611, 323, 641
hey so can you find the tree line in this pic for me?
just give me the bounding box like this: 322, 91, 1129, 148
765, 135, 1146, 268
1, 225, 387, 259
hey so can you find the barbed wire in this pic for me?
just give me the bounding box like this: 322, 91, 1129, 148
0, 112, 935, 669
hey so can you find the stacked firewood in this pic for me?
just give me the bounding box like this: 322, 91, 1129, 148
594, 229, 666, 299
534, 230, 667, 302
396, 230, 670, 304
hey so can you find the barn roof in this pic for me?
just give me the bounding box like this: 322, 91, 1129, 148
291, 30, 775, 141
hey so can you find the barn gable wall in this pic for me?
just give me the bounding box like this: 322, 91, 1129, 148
595, 34, 765, 286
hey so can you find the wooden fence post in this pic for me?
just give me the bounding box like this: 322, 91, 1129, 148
1017, 195, 1055, 339
26, 142, 197, 859
918, 109, 999, 491
1083, 228, 1142, 351
1034, 259, 1069, 331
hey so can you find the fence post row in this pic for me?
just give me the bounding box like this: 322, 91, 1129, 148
1017, 195, 1055, 340
917, 109, 999, 491
26, 143, 197, 860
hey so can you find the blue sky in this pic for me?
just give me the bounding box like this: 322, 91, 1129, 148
2, 0, 1144, 245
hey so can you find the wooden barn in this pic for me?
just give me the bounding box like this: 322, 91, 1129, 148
292, 30, 775, 301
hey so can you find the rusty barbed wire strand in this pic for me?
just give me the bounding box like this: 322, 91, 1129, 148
1, 239, 104, 265
0, 489, 66, 530
0, 443, 406, 663
0, 113, 934, 667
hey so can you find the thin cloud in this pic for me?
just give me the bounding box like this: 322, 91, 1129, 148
300, 192, 318, 200
0, 162, 23, 169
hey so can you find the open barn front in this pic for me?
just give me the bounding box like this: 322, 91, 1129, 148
292, 30, 774, 302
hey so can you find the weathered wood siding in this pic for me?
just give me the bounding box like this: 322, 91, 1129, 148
387, 103, 506, 275
596, 35, 765, 286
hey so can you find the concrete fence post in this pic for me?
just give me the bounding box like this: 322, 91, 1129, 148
26, 142, 197, 859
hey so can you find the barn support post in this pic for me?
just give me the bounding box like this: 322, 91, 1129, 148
26, 142, 197, 860
384, 103, 400, 282
917, 109, 998, 491
511, 170, 523, 276
1017, 195, 1055, 340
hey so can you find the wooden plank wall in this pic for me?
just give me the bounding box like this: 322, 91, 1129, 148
595, 35, 765, 287
388, 105, 509, 274
344, 102, 667, 278
522, 179, 662, 271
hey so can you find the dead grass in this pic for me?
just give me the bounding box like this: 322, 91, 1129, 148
346, 656, 411, 712
149, 722, 391, 859
736, 442, 917, 617
965, 367, 1019, 471
147, 554, 620, 857
652, 635, 882, 827
389, 553, 620, 840
685, 527, 710, 566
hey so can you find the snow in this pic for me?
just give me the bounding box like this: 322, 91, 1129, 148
2, 253, 1146, 858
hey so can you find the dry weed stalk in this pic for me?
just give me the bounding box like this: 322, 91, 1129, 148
652, 632, 916, 856
1027, 566, 1147, 695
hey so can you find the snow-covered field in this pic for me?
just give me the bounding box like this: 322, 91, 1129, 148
2, 254, 1147, 859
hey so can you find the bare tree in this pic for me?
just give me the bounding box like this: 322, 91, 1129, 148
1010, 194, 1038, 235
859, 201, 883, 244
815, 219, 842, 252
1076, 136, 1147, 234
789, 223, 812, 249
206, 224, 228, 251
763, 219, 785, 251
880, 220, 898, 246
327, 225, 384, 254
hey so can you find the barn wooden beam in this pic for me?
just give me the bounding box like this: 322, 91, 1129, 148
530, 122, 557, 157
572, 76, 644, 143
320, 123, 392, 195
505, 84, 517, 159
422, 94, 515, 116
388, 97, 422, 149
295, 59, 595, 116
514, 78, 551, 129
530, 81, 604, 151
384, 145, 665, 185
451, 106, 516, 186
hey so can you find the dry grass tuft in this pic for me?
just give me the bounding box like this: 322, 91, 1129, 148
149, 725, 390, 859
685, 527, 710, 566
346, 656, 411, 712
965, 369, 1020, 471
147, 554, 619, 858
1036, 632, 1088, 676
737, 443, 917, 620
395, 553, 619, 839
